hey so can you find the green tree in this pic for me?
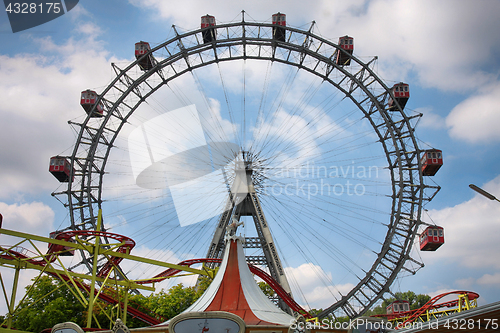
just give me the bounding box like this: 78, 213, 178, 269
258, 282, 276, 297
125, 277, 212, 328
9, 276, 87, 332
145, 284, 198, 320
6, 274, 213, 331
307, 308, 323, 317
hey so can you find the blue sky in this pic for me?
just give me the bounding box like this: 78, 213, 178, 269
1, 0, 500, 318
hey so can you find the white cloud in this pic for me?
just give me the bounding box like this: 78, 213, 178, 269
446, 82, 500, 143
76, 22, 102, 36
333, 0, 500, 91
417, 107, 446, 130
128, 0, 500, 92
451, 272, 500, 292
285, 263, 354, 309
0, 201, 55, 236
0, 202, 56, 315
127, 0, 315, 29
455, 277, 476, 289
422, 175, 500, 269
0, 32, 128, 199
477, 273, 500, 287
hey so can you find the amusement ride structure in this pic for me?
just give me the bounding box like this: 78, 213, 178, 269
0, 11, 453, 330
379, 291, 480, 329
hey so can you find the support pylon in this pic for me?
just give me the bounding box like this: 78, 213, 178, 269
204, 153, 293, 313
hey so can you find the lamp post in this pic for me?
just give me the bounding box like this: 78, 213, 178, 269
469, 184, 500, 202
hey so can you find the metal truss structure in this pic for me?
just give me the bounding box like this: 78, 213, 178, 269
51, 11, 439, 319
380, 291, 480, 328
204, 157, 292, 312
0, 211, 209, 329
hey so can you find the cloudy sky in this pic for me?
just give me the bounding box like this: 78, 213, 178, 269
1, 0, 500, 319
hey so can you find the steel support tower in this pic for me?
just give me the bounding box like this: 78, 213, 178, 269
204, 155, 292, 312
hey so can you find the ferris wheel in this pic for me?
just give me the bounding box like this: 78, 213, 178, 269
50, 11, 441, 320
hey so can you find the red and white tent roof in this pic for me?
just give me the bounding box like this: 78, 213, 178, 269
164, 235, 294, 326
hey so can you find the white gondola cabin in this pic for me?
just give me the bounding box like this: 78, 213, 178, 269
49, 156, 74, 182
201, 15, 216, 43
80, 90, 104, 117
421, 149, 443, 176
388, 82, 410, 111
336, 36, 354, 66
272, 12, 286, 42
420, 226, 444, 251
135, 41, 154, 71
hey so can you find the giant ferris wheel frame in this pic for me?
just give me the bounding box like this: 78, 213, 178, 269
52, 12, 440, 319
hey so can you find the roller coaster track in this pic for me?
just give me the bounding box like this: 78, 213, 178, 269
373, 291, 480, 329
398, 291, 479, 328
48, 230, 136, 278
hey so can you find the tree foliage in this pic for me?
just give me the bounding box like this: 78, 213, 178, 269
258, 281, 275, 297
144, 284, 197, 319
6, 275, 212, 332
9, 276, 87, 332
307, 308, 323, 317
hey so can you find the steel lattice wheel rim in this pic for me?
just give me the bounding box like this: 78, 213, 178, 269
52, 16, 438, 319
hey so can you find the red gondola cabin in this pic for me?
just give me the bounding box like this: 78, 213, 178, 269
49, 156, 74, 182
80, 90, 104, 117
388, 82, 410, 111
420, 226, 444, 251
135, 41, 154, 71
336, 36, 353, 66
272, 13, 286, 42
386, 300, 410, 320
421, 149, 443, 176
201, 15, 216, 43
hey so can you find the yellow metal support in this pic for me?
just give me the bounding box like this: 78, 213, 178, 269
0, 229, 87, 251
122, 288, 129, 325
53, 255, 89, 306
98, 250, 208, 276
30, 239, 89, 307
87, 209, 103, 328
0, 257, 153, 291
92, 267, 114, 307
458, 293, 470, 311
2, 267, 47, 328
0, 228, 208, 276
6, 268, 20, 329
0, 274, 10, 320
93, 296, 113, 326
